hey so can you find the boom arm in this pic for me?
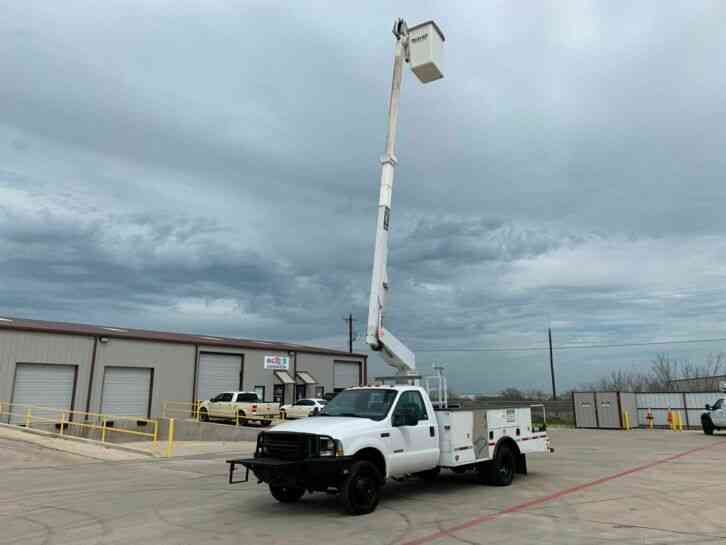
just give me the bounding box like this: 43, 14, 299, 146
366, 23, 416, 375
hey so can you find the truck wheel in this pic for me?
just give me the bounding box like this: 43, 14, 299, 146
702, 415, 715, 435
269, 485, 305, 503
485, 445, 515, 486
199, 408, 209, 422
237, 411, 248, 426
415, 467, 441, 481
340, 460, 382, 515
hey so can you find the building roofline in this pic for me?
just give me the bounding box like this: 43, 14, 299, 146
0, 316, 367, 359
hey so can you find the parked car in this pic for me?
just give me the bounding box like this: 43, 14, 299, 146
199, 392, 280, 426
702, 398, 726, 435
280, 398, 327, 419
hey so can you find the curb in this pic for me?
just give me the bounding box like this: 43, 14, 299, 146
0, 422, 157, 458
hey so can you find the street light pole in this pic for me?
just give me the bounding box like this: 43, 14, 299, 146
548, 327, 557, 400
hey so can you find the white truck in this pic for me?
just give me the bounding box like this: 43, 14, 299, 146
226, 18, 552, 514
228, 382, 551, 514
701, 397, 726, 435
199, 392, 279, 426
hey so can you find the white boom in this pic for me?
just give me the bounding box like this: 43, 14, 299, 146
368, 19, 443, 376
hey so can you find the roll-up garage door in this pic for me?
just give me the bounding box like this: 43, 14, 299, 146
11, 363, 76, 423
101, 367, 152, 417
334, 361, 360, 389
197, 353, 242, 402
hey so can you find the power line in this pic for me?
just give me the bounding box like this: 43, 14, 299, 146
416, 336, 726, 353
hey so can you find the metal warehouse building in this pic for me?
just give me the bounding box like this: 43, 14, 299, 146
0, 317, 367, 419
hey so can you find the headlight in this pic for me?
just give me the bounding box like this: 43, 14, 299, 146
319, 437, 343, 457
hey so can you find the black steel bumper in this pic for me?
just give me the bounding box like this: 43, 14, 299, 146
227, 456, 356, 489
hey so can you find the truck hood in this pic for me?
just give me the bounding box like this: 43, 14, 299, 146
269, 416, 380, 438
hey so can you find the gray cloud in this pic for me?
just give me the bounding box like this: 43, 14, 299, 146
3, 1, 726, 392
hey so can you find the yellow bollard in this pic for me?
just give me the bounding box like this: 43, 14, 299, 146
647, 409, 654, 430
678, 412, 684, 432
152, 420, 159, 450
166, 418, 175, 458
625, 410, 630, 431
101, 419, 107, 443
25, 407, 32, 428
59, 411, 66, 436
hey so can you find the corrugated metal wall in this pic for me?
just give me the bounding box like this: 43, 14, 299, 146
576, 390, 723, 429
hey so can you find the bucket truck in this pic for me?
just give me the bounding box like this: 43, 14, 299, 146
226, 18, 552, 516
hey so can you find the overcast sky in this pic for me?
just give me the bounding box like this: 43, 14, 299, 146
2, 1, 726, 393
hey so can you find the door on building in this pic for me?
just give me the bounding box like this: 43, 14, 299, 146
197, 353, 242, 403
334, 361, 360, 392
254, 386, 266, 401
11, 363, 76, 424
273, 384, 285, 404
295, 384, 306, 401
100, 367, 153, 417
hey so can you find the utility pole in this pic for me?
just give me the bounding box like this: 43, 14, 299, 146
344, 314, 357, 353
548, 328, 557, 400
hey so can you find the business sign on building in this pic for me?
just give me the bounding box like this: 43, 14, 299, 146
264, 355, 290, 370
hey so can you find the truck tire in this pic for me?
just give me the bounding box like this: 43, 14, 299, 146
199, 408, 209, 422
702, 415, 715, 436
340, 460, 383, 515
269, 485, 305, 503
237, 411, 248, 426
484, 444, 515, 486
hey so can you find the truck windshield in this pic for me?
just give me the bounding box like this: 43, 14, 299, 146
712, 399, 724, 411
320, 389, 398, 421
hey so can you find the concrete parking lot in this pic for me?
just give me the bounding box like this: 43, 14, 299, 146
2, 428, 726, 545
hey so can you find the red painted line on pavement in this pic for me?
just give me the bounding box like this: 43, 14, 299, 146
400, 441, 723, 545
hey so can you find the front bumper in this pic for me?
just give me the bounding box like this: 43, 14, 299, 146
227, 456, 356, 490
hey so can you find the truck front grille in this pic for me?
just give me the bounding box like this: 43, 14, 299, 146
259, 432, 310, 460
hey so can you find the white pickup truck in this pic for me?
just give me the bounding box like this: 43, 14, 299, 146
199, 392, 280, 426
228, 384, 551, 515
702, 398, 726, 435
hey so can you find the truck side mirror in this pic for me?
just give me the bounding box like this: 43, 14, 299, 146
705, 404, 711, 411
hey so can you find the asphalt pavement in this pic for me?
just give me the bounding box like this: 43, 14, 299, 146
2, 428, 726, 545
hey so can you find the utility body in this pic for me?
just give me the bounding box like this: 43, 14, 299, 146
199, 392, 279, 426
227, 384, 551, 514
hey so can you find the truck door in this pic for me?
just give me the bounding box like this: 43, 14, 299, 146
713, 399, 726, 427
388, 391, 439, 476
211, 392, 234, 418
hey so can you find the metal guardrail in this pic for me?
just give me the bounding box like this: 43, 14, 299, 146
162, 400, 202, 421
0, 401, 171, 454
